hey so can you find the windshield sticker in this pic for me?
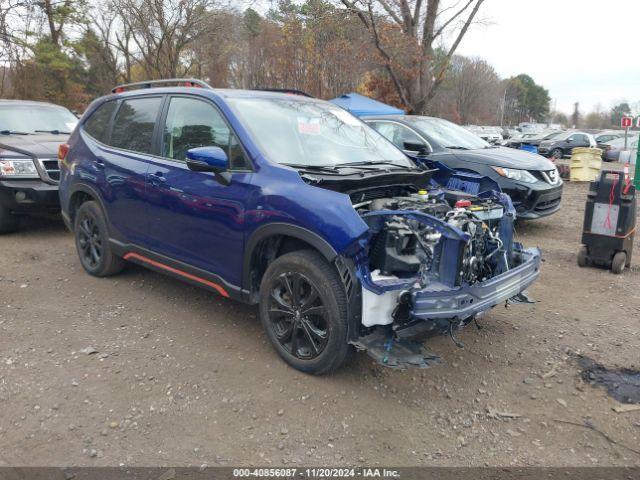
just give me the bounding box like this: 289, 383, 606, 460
330, 109, 361, 126
66, 122, 78, 131
297, 117, 321, 135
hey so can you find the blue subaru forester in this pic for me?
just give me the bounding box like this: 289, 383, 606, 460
59, 79, 541, 374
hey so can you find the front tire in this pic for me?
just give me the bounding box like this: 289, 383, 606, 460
611, 251, 626, 274
551, 148, 563, 160
0, 205, 20, 234
74, 201, 125, 277
259, 250, 351, 375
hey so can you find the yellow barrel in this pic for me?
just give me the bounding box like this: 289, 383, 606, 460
570, 147, 602, 182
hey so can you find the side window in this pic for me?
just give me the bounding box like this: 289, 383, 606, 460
110, 97, 162, 154
395, 124, 427, 149
370, 122, 402, 148
372, 122, 425, 151
577, 134, 588, 143
162, 96, 248, 169
83, 101, 117, 143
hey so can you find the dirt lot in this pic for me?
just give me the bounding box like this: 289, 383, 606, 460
0, 180, 639, 467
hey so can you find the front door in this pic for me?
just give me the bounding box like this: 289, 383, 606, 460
144, 95, 252, 289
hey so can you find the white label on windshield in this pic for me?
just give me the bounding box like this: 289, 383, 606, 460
297, 117, 321, 135
66, 122, 78, 131
331, 109, 361, 126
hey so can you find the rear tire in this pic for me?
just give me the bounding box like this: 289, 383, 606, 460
577, 246, 589, 267
259, 250, 352, 375
611, 251, 626, 274
0, 205, 20, 234
74, 201, 125, 277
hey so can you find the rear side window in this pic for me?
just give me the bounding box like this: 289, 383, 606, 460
83, 101, 116, 143
110, 97, 162, 154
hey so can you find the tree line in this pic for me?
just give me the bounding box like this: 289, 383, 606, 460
1, 0, 557, 126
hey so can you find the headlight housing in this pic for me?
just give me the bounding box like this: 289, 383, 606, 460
0, 159, 39, 178
492, 166, 538, 184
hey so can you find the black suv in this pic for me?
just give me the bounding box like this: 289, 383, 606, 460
365, 115, 563, 219
0, 100, 75, 232
537, 131, 595, 159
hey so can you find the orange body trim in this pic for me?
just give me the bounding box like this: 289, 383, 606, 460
123, 252, 229, 298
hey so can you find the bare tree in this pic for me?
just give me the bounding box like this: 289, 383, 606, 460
113, 0, 215, 79
449, 55, 499, 124
340, 0, 485, 114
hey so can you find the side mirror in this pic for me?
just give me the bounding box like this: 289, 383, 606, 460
566, 138, 572, 143
186, 146, 231, 185
403, 141, 430, 156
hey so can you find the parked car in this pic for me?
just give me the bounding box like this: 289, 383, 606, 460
364, 115, 563, 219
58, 79, 541, 374
601, 136, 639, 162
465, 125, 502, 144
537, 131, 596, 158
594, 131, 625, 157
518, 123, 545, 134
0, 99, 76, 233
503, 130, 565, 150
595, 131, 624, 146
502, 127, 519, 140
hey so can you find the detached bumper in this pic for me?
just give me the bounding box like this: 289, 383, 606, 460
411, 247, 541, 321
0, 180, 60, 214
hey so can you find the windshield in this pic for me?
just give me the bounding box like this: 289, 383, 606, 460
227, 97, 411, 167
607, 136, 639, 147
406, 117, 490, 149
0, 104, 78, 134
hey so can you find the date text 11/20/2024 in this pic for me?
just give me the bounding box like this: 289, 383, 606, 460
233, 468, 401, 477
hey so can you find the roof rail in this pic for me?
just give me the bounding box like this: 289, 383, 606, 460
111, 78, 213, 94
253, 88, 314, 98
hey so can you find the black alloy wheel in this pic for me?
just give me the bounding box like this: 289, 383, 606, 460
267, 271, 329, 359
77, 211, 102, 269
73, 201, 125, 277
259, 250, 351, 375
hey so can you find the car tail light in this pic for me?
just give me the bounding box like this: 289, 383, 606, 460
58, 143, 70, 168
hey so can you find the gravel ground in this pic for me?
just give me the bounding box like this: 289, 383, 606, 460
0, 180, 639, 467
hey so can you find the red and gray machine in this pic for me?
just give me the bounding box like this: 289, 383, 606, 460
578, 169, 636, 274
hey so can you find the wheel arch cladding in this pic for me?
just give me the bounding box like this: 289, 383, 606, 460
243, 223, 340, 303
67, 184, 106, 222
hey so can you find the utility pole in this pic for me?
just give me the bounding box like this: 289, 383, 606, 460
499, 89, 506, 127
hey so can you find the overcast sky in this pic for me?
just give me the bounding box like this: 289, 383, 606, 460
454, 0, 639, 115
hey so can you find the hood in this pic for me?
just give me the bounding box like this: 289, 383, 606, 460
0, 133, 69, 158
450, 146, 555, 170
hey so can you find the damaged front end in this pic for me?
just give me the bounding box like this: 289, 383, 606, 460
348, 187, 541, 369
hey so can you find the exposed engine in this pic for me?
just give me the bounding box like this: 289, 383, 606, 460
355, 189, 507, 286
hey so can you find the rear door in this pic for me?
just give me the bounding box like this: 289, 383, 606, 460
98, 95, 163, 245
575, 133, 590, 147
143, 95, 252, 288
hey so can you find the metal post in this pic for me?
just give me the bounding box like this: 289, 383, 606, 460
624, 126, 629, 150
635, 139, 640, 189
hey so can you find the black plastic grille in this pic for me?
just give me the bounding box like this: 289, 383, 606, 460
41, 159, 60, 182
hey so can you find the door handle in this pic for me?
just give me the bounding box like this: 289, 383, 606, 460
148, 171, 167, 185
